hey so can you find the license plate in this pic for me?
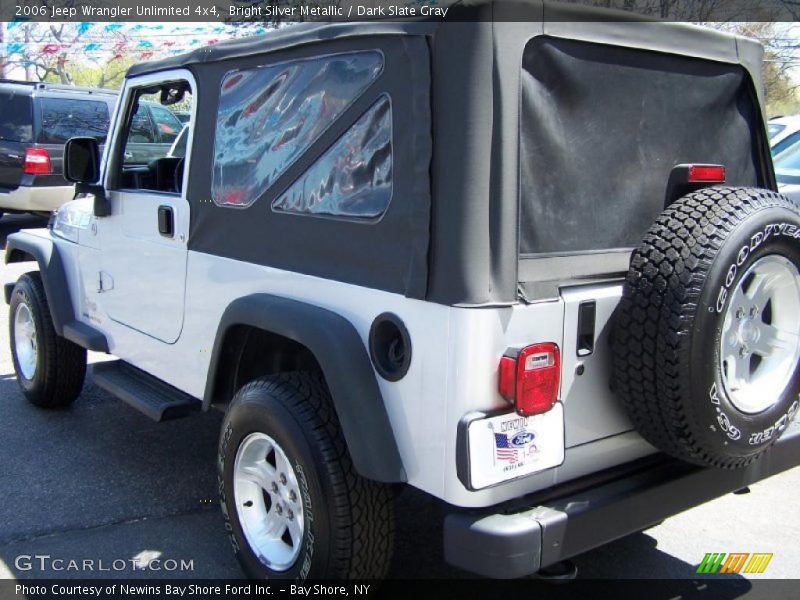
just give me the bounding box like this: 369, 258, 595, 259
467, 403, 564, 490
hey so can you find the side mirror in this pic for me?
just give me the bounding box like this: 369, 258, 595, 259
63, 137, 100, 183
63, 137, 111, 217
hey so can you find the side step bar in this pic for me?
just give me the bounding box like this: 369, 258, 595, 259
91, 361, 201, 421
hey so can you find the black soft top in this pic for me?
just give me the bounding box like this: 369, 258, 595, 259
127, 0, 763, 99
123, 1, 772, 307
127, 22, 435, 77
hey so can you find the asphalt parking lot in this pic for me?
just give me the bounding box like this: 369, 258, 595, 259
0, 214, 798, 592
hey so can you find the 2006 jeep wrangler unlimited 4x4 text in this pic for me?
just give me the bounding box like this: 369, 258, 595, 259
5, 1, 800, 580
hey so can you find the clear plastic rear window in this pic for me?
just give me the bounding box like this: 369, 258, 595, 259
272, 95, 392, 220
212, 51, 384, 208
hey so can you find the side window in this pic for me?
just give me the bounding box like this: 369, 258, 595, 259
212, 51, 384, 207
272, 95, 392, 220
38, 98, 110, 144
0, 91, 33, 142
113, 81, 193, 194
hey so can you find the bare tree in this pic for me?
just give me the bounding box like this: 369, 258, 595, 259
3, 23, 72, 83
709, 22, 800, 115
3, 22, 132, 86
585, 1, 800, 114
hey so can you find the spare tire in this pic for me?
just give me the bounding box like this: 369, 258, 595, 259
614, 187, 800, 468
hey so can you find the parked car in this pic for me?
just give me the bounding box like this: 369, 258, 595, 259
0, 80, 117, 217
774, 140, 800, 202
122, 100, 187, 165
5, 2, 800, 581
173, 110, 191, 124
768, 115, 800, 156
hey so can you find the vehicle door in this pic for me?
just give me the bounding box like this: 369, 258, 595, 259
92, 71, 194, 343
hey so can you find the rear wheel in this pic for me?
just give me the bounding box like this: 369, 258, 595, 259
9, 272, 86, 407
719, 255, 800, 415
218, 372, 395, 580
614, 187, 800, 468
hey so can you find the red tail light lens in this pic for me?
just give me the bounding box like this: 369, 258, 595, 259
499, 343, 561, 417
687, 164, 725, 183
23, 148, 52, 175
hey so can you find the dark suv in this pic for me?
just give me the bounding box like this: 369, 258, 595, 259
0, 80, 117, 217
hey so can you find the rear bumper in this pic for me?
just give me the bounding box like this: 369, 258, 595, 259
444, 426, 800, 578
0, 185, 73, 212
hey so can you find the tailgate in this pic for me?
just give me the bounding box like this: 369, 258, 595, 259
560, 282, 632, 447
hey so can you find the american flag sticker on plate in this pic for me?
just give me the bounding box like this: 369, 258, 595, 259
466, 403, 564, 489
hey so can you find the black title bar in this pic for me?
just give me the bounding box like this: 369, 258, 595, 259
4, 0, 800, 23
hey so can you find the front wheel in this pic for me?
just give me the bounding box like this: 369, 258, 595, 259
218, 373, 395, 580
9, 272, 86, 407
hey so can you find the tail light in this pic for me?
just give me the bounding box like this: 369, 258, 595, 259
23, 148, 52, 175
499, 343, 561, 417
686, 164, 725, 183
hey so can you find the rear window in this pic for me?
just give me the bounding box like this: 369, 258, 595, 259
37, 97, 111, 144
0, 91, 33, 142
519, 37, 763, 255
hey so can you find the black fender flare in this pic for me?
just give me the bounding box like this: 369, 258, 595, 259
204, 294, 407, 483
5, 232, 73, 335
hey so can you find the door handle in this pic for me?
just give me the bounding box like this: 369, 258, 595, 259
576, 301, 596, 357
157, 205, 174, 238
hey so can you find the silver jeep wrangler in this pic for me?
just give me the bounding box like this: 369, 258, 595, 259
6, 1, 800, 580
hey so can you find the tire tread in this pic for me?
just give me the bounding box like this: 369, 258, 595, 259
229, 373, 394, 579
10, 271, 86, 407
613, 187, 800, 469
